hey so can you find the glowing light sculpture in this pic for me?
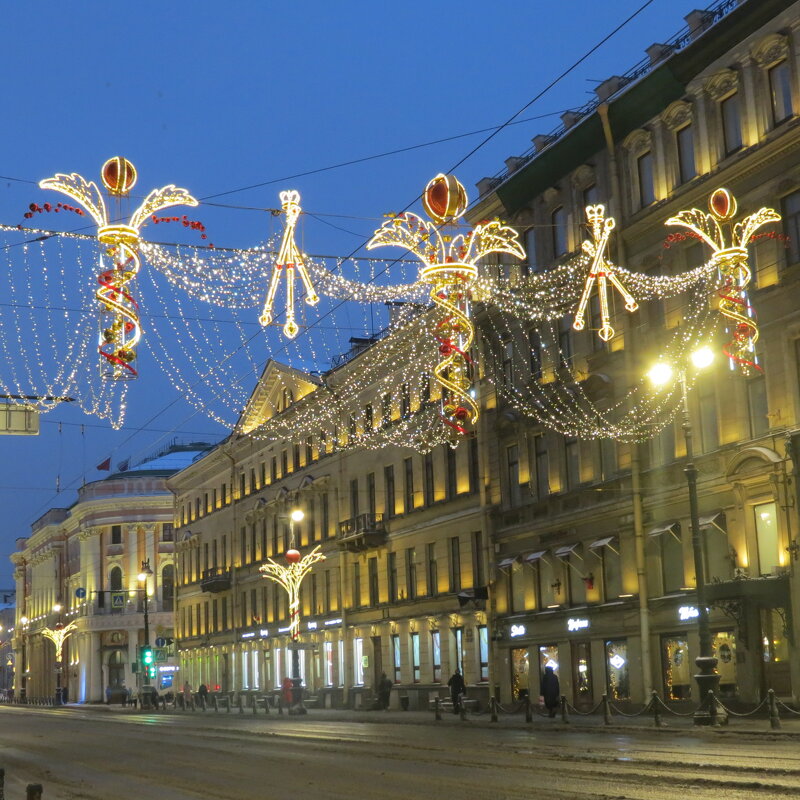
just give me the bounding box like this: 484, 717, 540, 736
367, 173, 524, 434
260, 546, 326, 642
572, 204, 638, 341
40, 157, 198, 379
666, 188, 780, 375
259, 190, 319, 338
41, 621, 77, 663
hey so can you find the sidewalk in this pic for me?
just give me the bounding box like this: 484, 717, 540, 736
57, 700, 800, 736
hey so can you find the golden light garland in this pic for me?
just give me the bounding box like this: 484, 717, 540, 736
259, 191, 319, 338
40, 157, 198, 379
368, 173, 524, 434
666, 187, 780, 375
572, 204, 637, 341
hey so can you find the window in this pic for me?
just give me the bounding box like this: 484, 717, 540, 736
558, 316, 572, 367
400, 384, 411, 418
367, 472, 376, 517
606, 640, 630, 700
431, 631, 441, 682
281, 450, 287, 475
161, 523, 174, 542
405, 548, 417, 600
524, 227, 538, 274
392, 634, 401, 683
445, 446, 457, 499
478, 626, 489, 681
747, 375, 769, 438
468, 437, 479, 494
353, 638, 364, 685
529, 329, 542, 380
769, 60, 793, 125
410, 632, 420, 682
600, 546, 621, 600
565, 437, 579, 489
324, 642, 334, 686
582, 183, 599, 209
676, 124, 696, 183
449, 536, 461, 593
381, 394, 391, 427
506, 444, 520, 505
404, 457, 415, 512
501, 339, 514, 386
453, 627, 464, 675
423, 452, 434, 506
637, 151, 655, 207
534, 434, 549, 499
720, 92, 742, 155
350, 478, 359, 519
368, 557, 379, 606
782, 190, 800, 264
321, 493, 330, 539
508, 562, 525, 612
703, 518, 732, 583
426, 542, 438, 597
352, 563, 361, 608
551, 206, 567, 258
111, 525, 122, 545
754, 502, 780, 575
472, 530, 485, 587
654, 527, 684, 594
385, 465, 396, 518
388, 552, 398, 602
697, 378, 719, 453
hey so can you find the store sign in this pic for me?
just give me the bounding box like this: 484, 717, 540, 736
509, 624, 526, 638
307, 621, 318, 630
679, 606, 699, 621
608, 654, 626, 670
567, 618, 589, 632
324, 618, 343, 626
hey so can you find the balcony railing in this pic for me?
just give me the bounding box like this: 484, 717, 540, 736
336, 513, 388, 552
201, 567, 232, 593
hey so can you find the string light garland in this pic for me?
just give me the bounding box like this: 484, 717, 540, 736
665, 187, 780, 375
39, 157, 198, 379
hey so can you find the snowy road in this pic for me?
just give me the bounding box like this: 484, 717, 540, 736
1, 705, 799, 799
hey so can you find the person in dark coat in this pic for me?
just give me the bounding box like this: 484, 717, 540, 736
378, 672, 392, 710
540, 665, 560, 718
447, 669, 466, 714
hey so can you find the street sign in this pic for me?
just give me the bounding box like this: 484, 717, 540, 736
287, 642, 317, 650
155, 637, 166, 647
110, 591, 125, 609
154, 648, 166, 662
0, 404, 39, 435
75, 588, 86, 599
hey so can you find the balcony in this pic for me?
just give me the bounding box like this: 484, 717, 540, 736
201, 567, 232, 593
337, 513, 388, 552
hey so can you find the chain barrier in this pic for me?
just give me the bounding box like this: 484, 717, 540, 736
776, 700, 800, 716
714, 695, 768, 717
607, 697, 653, 718
564, 697, 606, 717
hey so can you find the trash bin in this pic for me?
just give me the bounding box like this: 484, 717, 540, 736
400, 695, 410, 711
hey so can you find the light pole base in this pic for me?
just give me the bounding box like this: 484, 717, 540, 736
290, 677, 307, 714
693, 657, 727, 726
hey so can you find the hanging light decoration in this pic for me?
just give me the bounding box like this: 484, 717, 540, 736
40, 157, 198, 379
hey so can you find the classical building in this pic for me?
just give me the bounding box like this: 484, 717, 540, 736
10, 442, 210, 702
472, 0, 800, 706
170, 0, 800, 711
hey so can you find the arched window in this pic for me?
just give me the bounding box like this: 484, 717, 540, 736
108, 650, 126, 689
162, 564, 175, 612
109, 566, 122, 591
551, 206, 568, 258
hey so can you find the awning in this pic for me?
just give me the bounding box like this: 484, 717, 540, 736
554, 543, 580, 558
698, 512, 725, 533
648, 522, 680, 540
588, 537, 619, 556
496, 557, 518, 569
523, 550, 547, 563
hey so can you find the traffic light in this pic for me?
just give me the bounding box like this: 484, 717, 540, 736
142, 647, 156, 680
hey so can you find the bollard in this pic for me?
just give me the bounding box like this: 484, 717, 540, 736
651, 691, 662, 728
490, 696, 498, 723
560, 695, 569, 724
525, 695, 532, 723
434, 697, 442, 721
201, 696, 207, 712
768, 689, 781, 730
459, 698, 467, 721
227, 696, 232, 713
278, 698, 284, 716
602, 694, 612, 726
707, 690, 717, 727
252, 696, 258, 715
26, 785, 43, 800
238, 696, 244, 714
213, 695, 219, 712
264, 697, 270, 715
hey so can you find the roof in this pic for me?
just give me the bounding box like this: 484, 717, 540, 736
108, 444, 214, 478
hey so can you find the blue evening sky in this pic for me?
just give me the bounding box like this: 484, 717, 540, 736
0, 0, 704, 584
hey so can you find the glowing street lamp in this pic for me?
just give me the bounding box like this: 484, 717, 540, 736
648, 346, 725, 725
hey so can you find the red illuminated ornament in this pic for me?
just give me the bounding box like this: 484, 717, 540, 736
709, 187, 736, 220
422, 174, 468, 223
285, 549, 301, 564
101, 156, 138, 196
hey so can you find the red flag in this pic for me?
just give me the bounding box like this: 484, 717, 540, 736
96, 457, 111, 471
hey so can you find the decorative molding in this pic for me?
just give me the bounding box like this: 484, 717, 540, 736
661, 99, 693, 131
752, 33, 790, 69
705, 68, 739, 101
542, 187, 560, 206
622, 128, 651, 154
571, 164, 596, 189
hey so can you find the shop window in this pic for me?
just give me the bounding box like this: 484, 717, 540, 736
410, 632, 420, 683
713, 631, 737, 698
353, 638, 364, 686
453, 627, 464, 675
538, 644, 559, 679
769, 60, 793, 125
662, 635, 691, 700
754, 501, 780, 575
391, 634, 401, 683
478, 626, 489, 682
431, 631, 441, 682
637, 151, 655, 207
511, 647, 530, 701
676, 124, 696, 183
572, 641, 593, 708
605, 639, 630, 700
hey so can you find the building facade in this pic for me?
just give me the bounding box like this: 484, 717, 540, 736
10, 443, 209, 702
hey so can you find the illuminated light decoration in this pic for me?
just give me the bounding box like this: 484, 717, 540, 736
572, 205, 638, 341
39, 160, 198, 379
259, 546, 326, 642
509, 624, 526, 637
665, 188, 780, 375
259, 191, 319, 338
608, 654, 626, 670
567, 618, 590, 631
679, 605, 700, 621
368, 173, 525, 435
41, 621, 77, 662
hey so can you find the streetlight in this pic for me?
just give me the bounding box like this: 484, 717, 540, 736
649, 346, 725, 725
288, 509, 304, 712
138, 559, 154, 703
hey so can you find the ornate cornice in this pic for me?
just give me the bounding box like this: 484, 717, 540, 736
661, 99, 693, 131
752, 33, 790, 69
705, 68, 739, 101
571, 164, 595, 190
622, 128, 651, 154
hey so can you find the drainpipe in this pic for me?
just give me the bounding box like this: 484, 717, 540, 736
598, 102, 652, 698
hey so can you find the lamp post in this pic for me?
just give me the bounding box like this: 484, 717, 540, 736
649, 347, 725, 725
288, 509, 305, 712
138, 559, 154, 704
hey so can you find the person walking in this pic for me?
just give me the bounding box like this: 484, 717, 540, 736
182, 681, 193, 709
447, 669, 466, 714
540, 665, 560, 718
198, 683, 209, 707
378, 672, 392, 711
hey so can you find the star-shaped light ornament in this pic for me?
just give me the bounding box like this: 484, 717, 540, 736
666, 188, 780, 375
259, 190, 319, 338
40, 157, 198, 379
367, 174, 525, 436
572, 204, 638, 341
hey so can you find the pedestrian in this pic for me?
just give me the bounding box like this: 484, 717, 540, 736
281, 675, 294, 708
447, 669, 466, 714
198, 682, 209, 707
182, 681, 193, 708
540, 665, 560, 718
105, 685, 112, 705
378, 672, 392, 711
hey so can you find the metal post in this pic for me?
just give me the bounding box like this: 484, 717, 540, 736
490, 696, 498, 723
238, 695, 244, 714
524, 695, 532, 723
603, 693, 611, 726
652, 691, 662, 728
768, 689, 781, 730
459, 698, 467, 721
560, 695, 568, 724
434, 696, 441, 721
680, 374, 725, 726
213, 695, 218, 712
252, 695, 257, 714
26, 786, 43, 800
